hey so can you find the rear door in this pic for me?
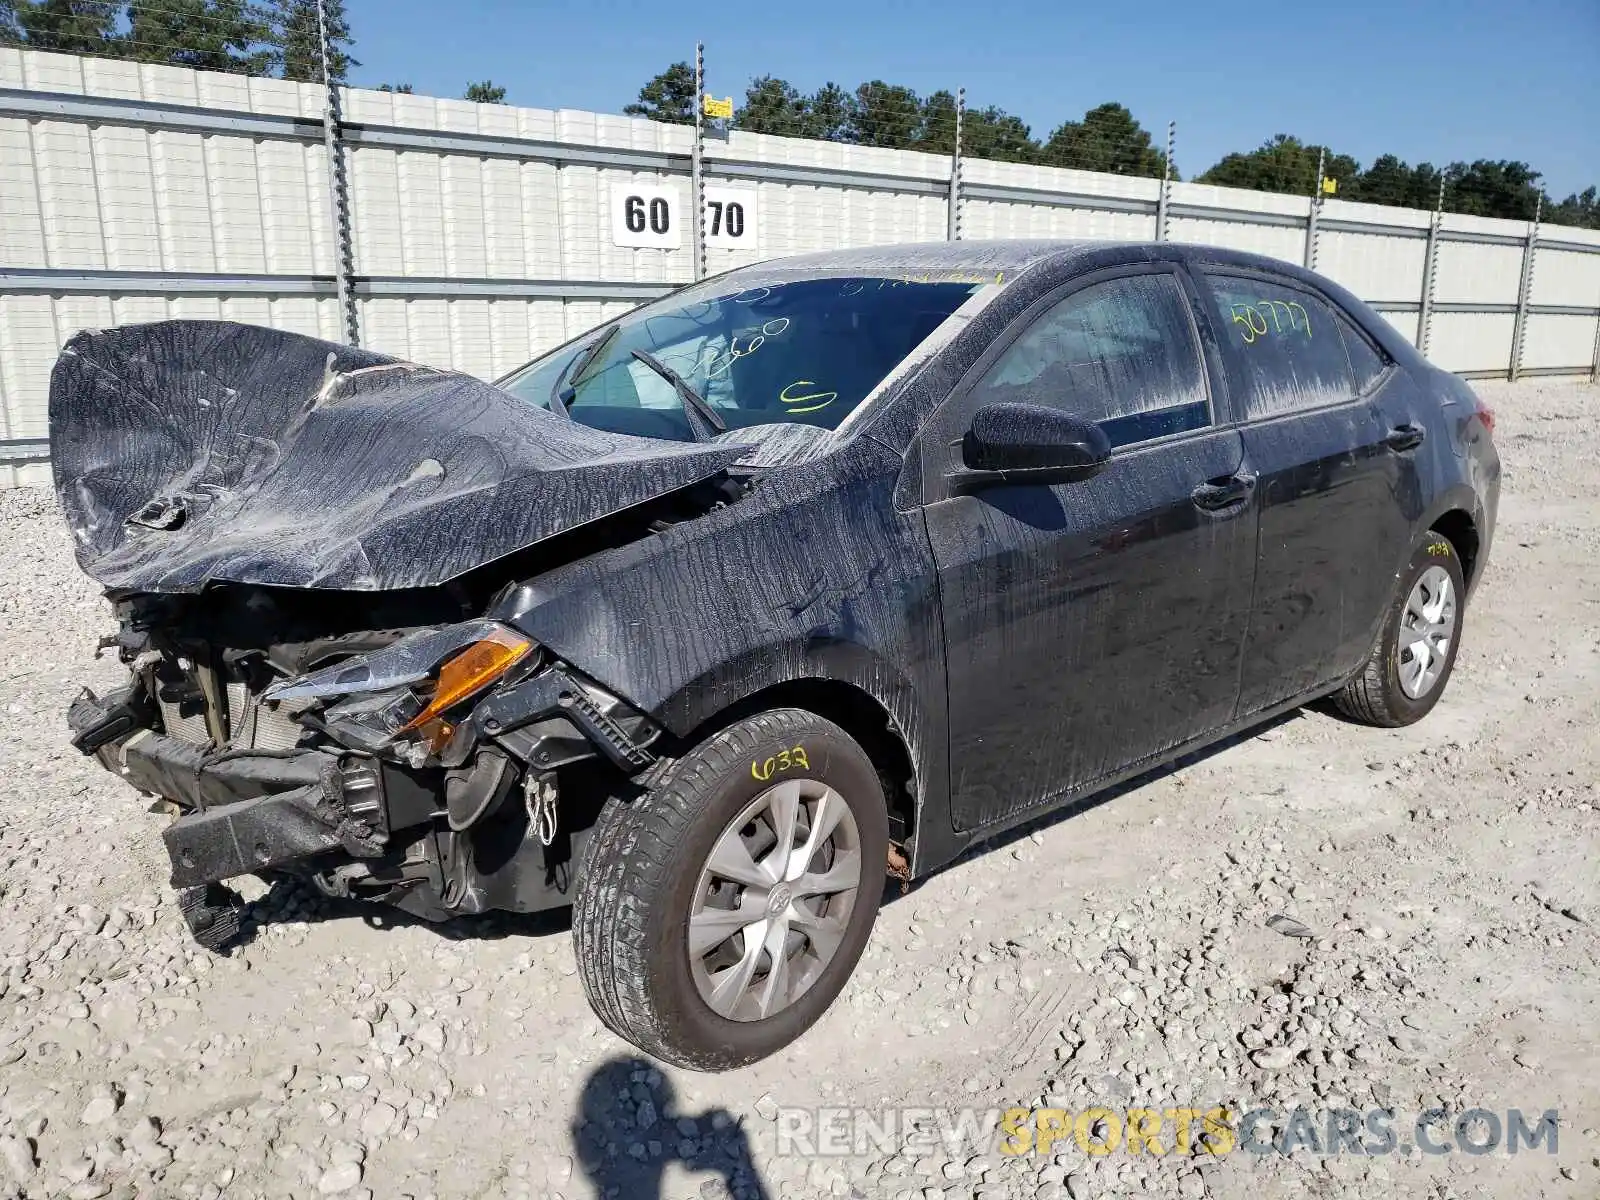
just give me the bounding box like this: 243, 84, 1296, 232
919, 265, 1257, 831
1194, 268, 1410, 715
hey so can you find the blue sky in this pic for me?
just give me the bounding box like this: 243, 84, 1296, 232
346, 0, 1599, 196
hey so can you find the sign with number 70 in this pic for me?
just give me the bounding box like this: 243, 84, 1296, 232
608, 183, 758, 250
704, 185, 758, 250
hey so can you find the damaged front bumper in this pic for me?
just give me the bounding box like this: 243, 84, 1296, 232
68, 633, 660, 940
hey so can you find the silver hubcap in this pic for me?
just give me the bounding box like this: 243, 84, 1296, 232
1398, 565, 1457, 698
688, 778, 862, 1022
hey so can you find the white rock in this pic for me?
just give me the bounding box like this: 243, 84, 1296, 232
80, 1093, 120, 1125
0, 1136, 36, 1183
361, 1103, 399, 1140
318, 1160, 364, 1194
1251, 1046, 1298, 1070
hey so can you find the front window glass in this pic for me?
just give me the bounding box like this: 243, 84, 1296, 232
499, 275, 985, 442
974, 272, 1210, 449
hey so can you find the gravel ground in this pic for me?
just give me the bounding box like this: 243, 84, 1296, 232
1, 378, 1596, 1200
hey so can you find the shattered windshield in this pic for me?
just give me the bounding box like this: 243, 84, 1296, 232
498, 274, 989, 442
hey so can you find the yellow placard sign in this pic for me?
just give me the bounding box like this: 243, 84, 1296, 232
1321, 177, 1338, 195
703, 95, 734, 120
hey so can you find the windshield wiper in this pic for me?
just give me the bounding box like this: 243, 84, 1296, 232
630, 349, 727, 439
550, 324, 620, 418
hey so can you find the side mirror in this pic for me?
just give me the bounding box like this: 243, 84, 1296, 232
950, 401, 1112, 495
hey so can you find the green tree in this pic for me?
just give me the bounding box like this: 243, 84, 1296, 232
14, 0, 121, 54
732, 75, 808, 137
915, 88, 958, 154
274, 0, 355, 83
126, 0, 274, 73
1548, 186, 1599, 229
1350, 153, 1409, 206
1402, 162, 1447, 210
1347, 155, 1444, 209
1198, 134, 1355, 195
1042, 103, 1169, 178
463, 79, 505, 104
801, 82, 851, 141
376, 82, 412, 93
848, 80, 920, 148
965, 105, 1040, 164
1442, 159, 1543, 220
624, 62, 695, 124
0, 0, 21, 46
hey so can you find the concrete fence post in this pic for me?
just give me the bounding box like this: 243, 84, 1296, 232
1417, 175, 1445, 357
1155, 120, 1175, 242
691, 41, 707, 282
946, 87, 964, 242
1509, 193, 1541, 381
318, 0, 358, 345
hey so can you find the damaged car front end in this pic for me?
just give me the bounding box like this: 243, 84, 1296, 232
68, 599, 661, 946
51, 316, 767, 946
51, 246, 1032, 1069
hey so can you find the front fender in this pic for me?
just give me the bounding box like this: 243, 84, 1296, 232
489, 440, 950, 832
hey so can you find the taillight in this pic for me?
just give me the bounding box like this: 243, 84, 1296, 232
1475, 402, 1495, 435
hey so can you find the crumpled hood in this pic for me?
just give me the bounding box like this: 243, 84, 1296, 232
49, 320, 750, 593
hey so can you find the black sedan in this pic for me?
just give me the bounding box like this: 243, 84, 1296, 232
55, 240, 1499, 1071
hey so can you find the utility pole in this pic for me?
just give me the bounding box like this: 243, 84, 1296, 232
1155, 120, 1176, 241
946, 87, 964, 241
1509, 192, 1542, 381
318, 0, 359, 345
691, 42, 706, 281
1417, 174, 1446, 356
1304, 146, 1326, 270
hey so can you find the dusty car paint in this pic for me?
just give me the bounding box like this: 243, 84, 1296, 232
51, 321, 751, 592
54, 239, 1498, 935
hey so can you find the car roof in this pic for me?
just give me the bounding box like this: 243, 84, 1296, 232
748, 240, 1094, 276
745, 239, 1328, 286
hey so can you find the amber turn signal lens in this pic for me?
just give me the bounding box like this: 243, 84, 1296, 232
400, 628, 533, 733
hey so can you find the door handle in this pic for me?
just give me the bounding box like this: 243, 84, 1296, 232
1191, 471, 1257, 513
1383, 423, 1426, 452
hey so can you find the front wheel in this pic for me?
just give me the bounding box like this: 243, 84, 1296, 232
573, 708, 888, 1071
1332, 531, 1467, 727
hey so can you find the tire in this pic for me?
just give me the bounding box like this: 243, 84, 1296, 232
572, 708, 888, 1071
1332, 531, 1467, 727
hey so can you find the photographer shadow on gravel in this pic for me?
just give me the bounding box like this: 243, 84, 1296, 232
571, 1056, 772, 1200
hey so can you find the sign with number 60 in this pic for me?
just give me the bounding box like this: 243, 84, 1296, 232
611, 184, 682, 249
704, 185, 758, 250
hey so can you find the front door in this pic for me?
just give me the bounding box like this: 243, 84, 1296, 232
919, 267, 1257, 832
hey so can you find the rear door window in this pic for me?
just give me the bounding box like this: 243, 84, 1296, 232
1201, 273, 1356, 419
973, 272, 1210, 449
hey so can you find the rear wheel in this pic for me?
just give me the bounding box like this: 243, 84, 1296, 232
573, 708, 888, 1070
1332, 531, 1467, 727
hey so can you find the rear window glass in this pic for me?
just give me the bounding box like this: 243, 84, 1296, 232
1338, 316, 1390, 392
1203, 273, 1356, 419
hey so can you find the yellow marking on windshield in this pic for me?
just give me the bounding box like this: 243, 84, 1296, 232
779, 381, 838, 414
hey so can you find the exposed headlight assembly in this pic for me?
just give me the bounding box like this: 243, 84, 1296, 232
263, 621, 538, 758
